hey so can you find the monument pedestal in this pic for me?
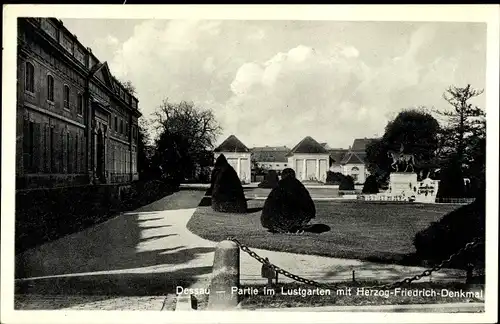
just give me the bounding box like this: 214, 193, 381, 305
389, 172, 418, 197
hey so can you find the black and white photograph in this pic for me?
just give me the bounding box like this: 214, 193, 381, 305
2, 4, 499, 324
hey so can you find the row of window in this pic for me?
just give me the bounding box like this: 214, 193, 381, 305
23, 120, 85, 174
109, 147, 137, 174
111, 114, 138, 140
25, 62, 84, 116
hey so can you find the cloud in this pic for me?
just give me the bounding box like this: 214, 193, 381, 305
104, 20, 486, 148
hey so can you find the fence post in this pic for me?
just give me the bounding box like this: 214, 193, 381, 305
207, 240, 240, 310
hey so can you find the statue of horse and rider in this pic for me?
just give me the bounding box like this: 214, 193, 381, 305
387, 143, 416, 173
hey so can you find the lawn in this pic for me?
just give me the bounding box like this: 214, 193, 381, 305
244, 187, 343, 198
187, 199, 462, 265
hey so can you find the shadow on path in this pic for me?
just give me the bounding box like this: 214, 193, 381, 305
15, 190, 214, 309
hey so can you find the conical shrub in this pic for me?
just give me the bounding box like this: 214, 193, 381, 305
258, 170, 280, 189
206, 154, 228, 196
211, 163, 247, 213
261, 168, 316, 233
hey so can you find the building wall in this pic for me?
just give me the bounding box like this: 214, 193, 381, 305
287, 153, 330, 182
342, 163, 369, 184
255, 161, 289, 171
214, 152, 252, 184
16, 18, 140, 189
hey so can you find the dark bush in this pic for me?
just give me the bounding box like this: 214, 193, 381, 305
206, 154, 228, 196
362, 175, 379, 194
261, 172, 316, 233
436, 158, 466, 199
258, 170, 280, 189
339, 175, 355, 190
414, 184, 485, 269
211, 163, 247, 213
325, 171, 344, 185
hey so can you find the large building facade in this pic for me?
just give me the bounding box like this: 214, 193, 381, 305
16, 18, 141, 189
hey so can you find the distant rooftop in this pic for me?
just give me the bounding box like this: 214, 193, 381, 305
286, 136, 329, 156
351, 138, 378, 151
214, 135, 250, 153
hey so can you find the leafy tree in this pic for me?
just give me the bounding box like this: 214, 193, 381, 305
152, 99, 222, 184
118, 79, 137, 96
365, 108, 440, 178
436, 84, 485, 166
137, 118, 156, 180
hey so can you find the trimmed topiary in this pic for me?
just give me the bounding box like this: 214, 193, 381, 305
339, 175, 355, 191
206, 154, 228, 196
261, 170, 316, 233
280, 168, 296, 181
362, 175, 379, 194
211, 163, 247, 213
258, 170, 280, 189
326, 171, 344, 185
414, 183, 485, 269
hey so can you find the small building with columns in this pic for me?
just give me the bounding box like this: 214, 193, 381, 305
286, 136, 330, 183
214, 135, 252, 184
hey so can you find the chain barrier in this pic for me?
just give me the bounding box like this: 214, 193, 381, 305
227, 236, 484, 291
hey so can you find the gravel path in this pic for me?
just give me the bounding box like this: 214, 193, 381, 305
15, 189, 465, 310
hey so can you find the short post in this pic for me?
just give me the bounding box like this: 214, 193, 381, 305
207, 240, 240, 310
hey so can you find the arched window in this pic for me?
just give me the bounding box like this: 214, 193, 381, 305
25, 62, 35, 92
63, 85, 70, 109
47, 75, 54, 101
351, 166, 359, 172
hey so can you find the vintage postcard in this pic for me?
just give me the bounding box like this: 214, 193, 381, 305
1, 4, 499, 324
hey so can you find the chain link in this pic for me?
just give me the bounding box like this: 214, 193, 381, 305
227, 236, 484, 291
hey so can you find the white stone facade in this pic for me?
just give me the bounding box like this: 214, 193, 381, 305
287, 153, 330, 182
214, 152, 252, 184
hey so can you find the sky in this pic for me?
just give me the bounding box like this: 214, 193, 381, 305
62, 19, 487, 149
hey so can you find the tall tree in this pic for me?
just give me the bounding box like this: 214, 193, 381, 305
118, 79, 137, 96
436, 84, 485, 166
365, 108, 440, 179
137, 118, 156, 180
152, 99, 222, 183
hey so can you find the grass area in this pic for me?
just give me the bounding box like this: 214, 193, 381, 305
244, 187, 341, 198
187, 199, 461, 265
238, 282, 484, 309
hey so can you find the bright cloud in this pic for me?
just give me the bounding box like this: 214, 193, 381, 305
61, 19, 487, 149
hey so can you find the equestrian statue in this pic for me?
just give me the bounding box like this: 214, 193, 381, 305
387, 143, 416, 173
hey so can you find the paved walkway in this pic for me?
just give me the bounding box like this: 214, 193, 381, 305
15, 189, 465, 310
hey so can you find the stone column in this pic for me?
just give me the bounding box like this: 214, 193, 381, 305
302, 159, 306, 181
237, 157, 241, 180
316, 159, 320, 180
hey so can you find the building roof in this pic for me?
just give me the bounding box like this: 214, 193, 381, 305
350, 138, 378, 152
214, 135, 250, 153
286, 136, 329, 156
251, 146, 290, 163
341, 151, 366, 165
328, 149, 349, 164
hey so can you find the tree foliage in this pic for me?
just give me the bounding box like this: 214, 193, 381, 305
118, 79, 137, 96
152, 99, 222, 184
434, 84, 486, 190
365, 108, 441, 179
